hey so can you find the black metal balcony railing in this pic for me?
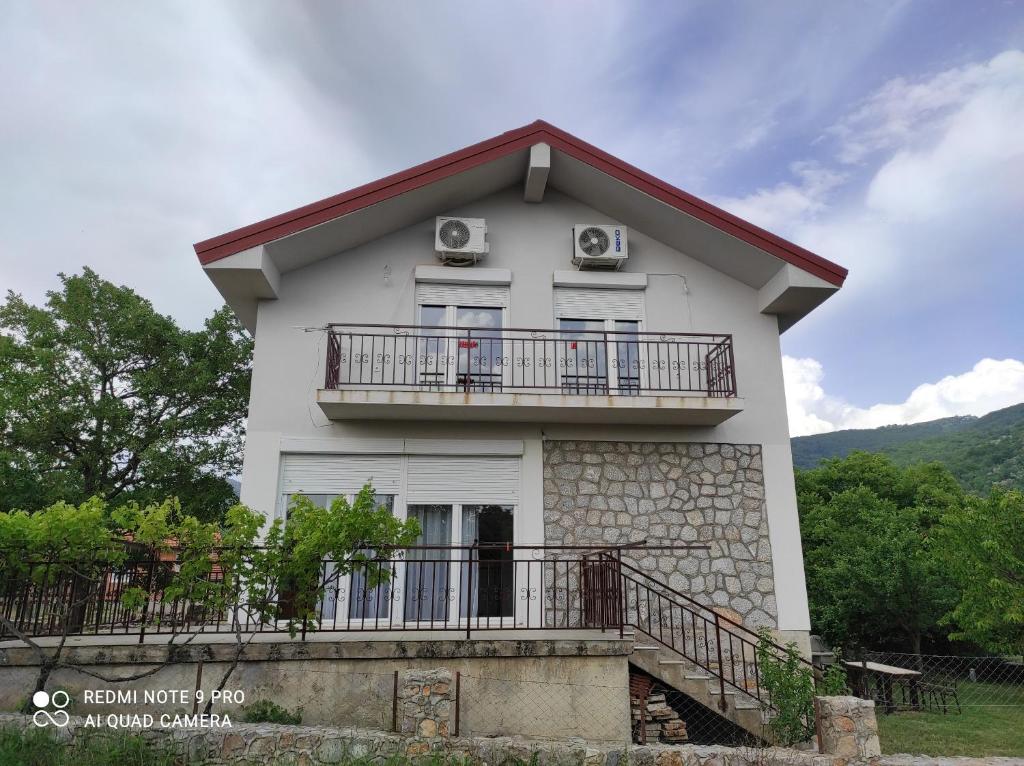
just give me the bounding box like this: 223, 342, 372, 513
2, 542, 826, 712
324, 324, 737, 397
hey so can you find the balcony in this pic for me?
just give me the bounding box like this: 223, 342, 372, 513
318, 324, 743, 425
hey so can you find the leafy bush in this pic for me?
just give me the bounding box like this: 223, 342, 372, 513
0, 727, 178, 766
755, 629, 846, 747
241, 699, 303, 725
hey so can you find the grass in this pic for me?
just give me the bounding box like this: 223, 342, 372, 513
876, 682, 1024, 757
0, 727, 182, 766
0, 727, 490, 766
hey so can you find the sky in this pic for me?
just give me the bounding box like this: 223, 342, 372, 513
1, 0, 1022, 436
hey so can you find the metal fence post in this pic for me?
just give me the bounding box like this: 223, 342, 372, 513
392, 670, 399, 732
138, 546, 156, 645
192, 659, 204, 715
464, 329, 472, 392
714, 612, 727, 711
454, 671, 461, 737
615, 547, 625, 639
466, 544, 475, 640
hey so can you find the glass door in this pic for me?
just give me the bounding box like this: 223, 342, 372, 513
460, 505, 514, 624
557, 318, 643, 395
345, 495, 396, 625
404, 505, 453, 624
558, 319, 608, 394
417, 305, 451, 390
278, 494, 338, 625
612, 320, 641, 395
402, 502, 515, 628
455, 306, 504, 392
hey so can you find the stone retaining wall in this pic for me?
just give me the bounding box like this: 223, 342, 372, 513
815, 696, 881, 759
3, 714, 1018, 766
0, 638, 630, 742
398, 668, 454, 750
543, 440, 776, 626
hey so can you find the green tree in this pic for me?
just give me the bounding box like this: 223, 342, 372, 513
797, 452, 963, 654
0, 486, 420, 708
0, 268, 251, 521
936, 489, 1024, 654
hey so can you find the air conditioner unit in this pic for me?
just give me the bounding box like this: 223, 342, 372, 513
435, 217, 489, 266
572, 224, 628, 270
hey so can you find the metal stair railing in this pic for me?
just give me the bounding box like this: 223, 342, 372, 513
604, 551, 822, 712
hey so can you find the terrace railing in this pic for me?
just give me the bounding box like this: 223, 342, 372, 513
324, 324, 736, 397
0, 544, 697, 642
1, 542, 822, 713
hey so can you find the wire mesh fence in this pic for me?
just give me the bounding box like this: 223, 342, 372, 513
844, 652, 1024, 713
628, 665, 764, 747
457, 670, 631, 743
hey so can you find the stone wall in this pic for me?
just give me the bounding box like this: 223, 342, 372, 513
397, 668, 453, 750
3, 713, 1016, 765
815, 695, 881, 759
543, 440, 776, 626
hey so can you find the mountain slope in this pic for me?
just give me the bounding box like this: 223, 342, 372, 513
791, 402, 1024, 492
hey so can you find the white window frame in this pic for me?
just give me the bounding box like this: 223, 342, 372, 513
415, 301, 510, 392
552, 288, 647, 394
277, 491, 406, 631
402, 501, 518, 630
274, 496, 522, 631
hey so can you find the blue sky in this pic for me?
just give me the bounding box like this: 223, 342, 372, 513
1, 0, 1022, 434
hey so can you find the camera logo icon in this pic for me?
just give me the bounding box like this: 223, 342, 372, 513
32, 690, 70, 728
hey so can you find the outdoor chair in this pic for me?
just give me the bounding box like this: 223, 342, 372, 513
917, 679, 961, 714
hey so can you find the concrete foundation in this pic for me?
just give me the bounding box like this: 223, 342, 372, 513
0, 633, 631, 743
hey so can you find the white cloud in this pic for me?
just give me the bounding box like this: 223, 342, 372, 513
712, 161, 846, 233
830, 51, 1024, 164
715, 50, 1024, 298
783, 356, 1024, 436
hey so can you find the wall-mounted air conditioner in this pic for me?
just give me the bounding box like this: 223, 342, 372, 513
572, 224, 628, 270
435, 217, 489, 266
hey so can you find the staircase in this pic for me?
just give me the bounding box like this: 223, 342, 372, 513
628, 630, 766, 738
588, 552, 822, 742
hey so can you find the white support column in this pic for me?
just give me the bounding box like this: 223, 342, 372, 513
238, 429, 283, 530
761, 441, 812, 635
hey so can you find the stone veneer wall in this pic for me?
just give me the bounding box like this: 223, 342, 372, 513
6, 708, 1001, 766
543, 441, 777, 626
397, 669, 454, 752
815, 696, 882, 759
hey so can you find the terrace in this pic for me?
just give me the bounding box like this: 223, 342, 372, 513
318, 324, 743, 424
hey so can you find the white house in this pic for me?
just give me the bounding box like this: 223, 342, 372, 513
196, 121, 846, 733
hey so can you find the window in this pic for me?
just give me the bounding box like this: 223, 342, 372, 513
278, 453, 521, 627
347, 494, 395, 620
404, 504, 453, 622
558, 318, 641, 395
461, 505, 514, 619
417, 303, 505, 391
553, 288, 645, 395
280, 493, 395, 623
403, 502, 515, 624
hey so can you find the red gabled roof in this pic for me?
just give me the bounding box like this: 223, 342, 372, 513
194, 120, 847, 287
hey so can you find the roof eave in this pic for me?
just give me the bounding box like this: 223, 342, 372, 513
194, 119, 847, 288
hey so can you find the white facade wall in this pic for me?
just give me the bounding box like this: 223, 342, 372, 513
239, 186, 810, 633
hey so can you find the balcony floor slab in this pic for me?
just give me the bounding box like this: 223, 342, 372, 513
317, 388, 744, 425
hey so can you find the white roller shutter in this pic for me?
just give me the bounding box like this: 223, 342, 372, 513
406, 456, 520, 505
280, 454, 402, 495
415, 283, 510, 308
553, 288, 644, 320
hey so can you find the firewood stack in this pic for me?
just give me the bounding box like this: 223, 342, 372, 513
630, 688, 688, 744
